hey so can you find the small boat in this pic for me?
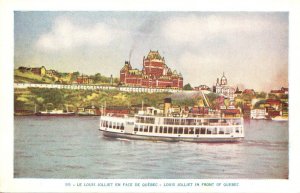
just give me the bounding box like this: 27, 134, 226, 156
36, 103, 75, 116
271, 116, 288, 121
36, 109, 75, 116
77, 105, 101, 116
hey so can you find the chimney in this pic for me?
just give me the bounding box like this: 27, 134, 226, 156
164, 98, 172, 117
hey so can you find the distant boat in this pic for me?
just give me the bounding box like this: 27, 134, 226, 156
36, 109, 75, 116
271, 116, 288, 121
77, 111, 100, 116
36, 103, 75, 116
77, 105, 101, 116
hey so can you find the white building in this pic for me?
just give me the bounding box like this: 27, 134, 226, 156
250, 109, 266, 119
214, 73, 235, 99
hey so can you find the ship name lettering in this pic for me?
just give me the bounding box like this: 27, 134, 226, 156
177, 183, 193, 186
97, 182, 113, 187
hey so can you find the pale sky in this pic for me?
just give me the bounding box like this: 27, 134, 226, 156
14, 12, 288, 92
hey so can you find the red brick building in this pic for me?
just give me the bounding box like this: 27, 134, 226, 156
106, 106, 130, 116
76, 75, 93, 84
270, 87, 289, 96
120, 50, 183, 89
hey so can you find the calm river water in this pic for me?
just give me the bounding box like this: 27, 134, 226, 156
14, 116, 288, 179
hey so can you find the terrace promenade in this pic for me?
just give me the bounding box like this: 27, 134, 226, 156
14, 83, 192, 93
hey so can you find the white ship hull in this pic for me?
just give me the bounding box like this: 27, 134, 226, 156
101, 129, 243, 143
99, 115, 244, 143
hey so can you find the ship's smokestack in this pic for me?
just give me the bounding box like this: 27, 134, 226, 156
164, 98, 172, 117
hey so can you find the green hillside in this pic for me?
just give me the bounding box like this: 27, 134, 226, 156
14, 88, 173, 112
14, 69, 55, 83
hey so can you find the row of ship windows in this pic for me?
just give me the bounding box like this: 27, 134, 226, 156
135, 117, 241, 126
101, 121, 242, 134
133, 125, 241, 135
102, 121, 125, 130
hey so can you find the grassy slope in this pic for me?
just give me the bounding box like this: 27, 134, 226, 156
14, 88, 174, 112
14, 70, 54, 83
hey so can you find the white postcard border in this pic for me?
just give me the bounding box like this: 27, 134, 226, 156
1, 0, 300, 192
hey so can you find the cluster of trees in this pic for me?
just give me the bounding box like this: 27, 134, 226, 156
66, 72, 120, 85
90, 73, 119, 85
183, 83, 193, 90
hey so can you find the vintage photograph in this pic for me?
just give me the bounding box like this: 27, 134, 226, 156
14, 11, 288, 179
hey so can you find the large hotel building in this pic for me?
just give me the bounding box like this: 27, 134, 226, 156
120, 50, 183, 89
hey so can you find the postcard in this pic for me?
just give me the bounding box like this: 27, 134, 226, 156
1, 0, 300, 193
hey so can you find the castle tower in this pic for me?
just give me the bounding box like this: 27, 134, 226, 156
120, 61, 132, 84
143, 50, 165, 77
220, 72, 227, 85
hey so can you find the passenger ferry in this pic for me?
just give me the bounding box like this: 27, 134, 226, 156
99, 99, 244, 143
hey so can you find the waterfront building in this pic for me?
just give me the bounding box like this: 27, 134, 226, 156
120, 50, 183, 89
282, 102, 288, 117
266, 106, 280, 118
250, 108, 266, 119
265, 99, 281, 111
270, 87, 289, 96
221, 109, 241, 118
77, 105, 101, 116
105, 106, 130, 116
